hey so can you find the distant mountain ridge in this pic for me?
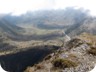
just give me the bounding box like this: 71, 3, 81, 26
67, 17, 96, 37
0, 7, 96, 39
0, 17, 25, 41
4, 8, 89, 29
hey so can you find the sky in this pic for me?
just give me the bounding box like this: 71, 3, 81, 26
0, 0, 96, 16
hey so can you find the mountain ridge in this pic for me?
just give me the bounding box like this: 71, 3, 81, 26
24, 33, 96, 72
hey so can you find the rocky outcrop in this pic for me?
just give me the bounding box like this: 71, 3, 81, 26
24, 37, 96, 72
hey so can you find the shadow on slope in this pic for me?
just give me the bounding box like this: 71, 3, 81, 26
0, 45, 59, 72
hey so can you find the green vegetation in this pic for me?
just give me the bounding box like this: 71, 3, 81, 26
35, 64, 44, 70
44, 55, 52, 60
52, 58, 78, 69
87, 42, 93, 46
1, 8, 96, 72
88, 47, 96, 55
66, 38, 83, 49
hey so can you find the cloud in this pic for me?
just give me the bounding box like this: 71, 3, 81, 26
0, 0, 96, 16
0, 0, 55, 15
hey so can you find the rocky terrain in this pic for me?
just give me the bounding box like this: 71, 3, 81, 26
24, 33, 96, 72
0, 8, 96, 72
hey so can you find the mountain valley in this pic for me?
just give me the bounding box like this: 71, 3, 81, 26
0, 8, 96, 72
